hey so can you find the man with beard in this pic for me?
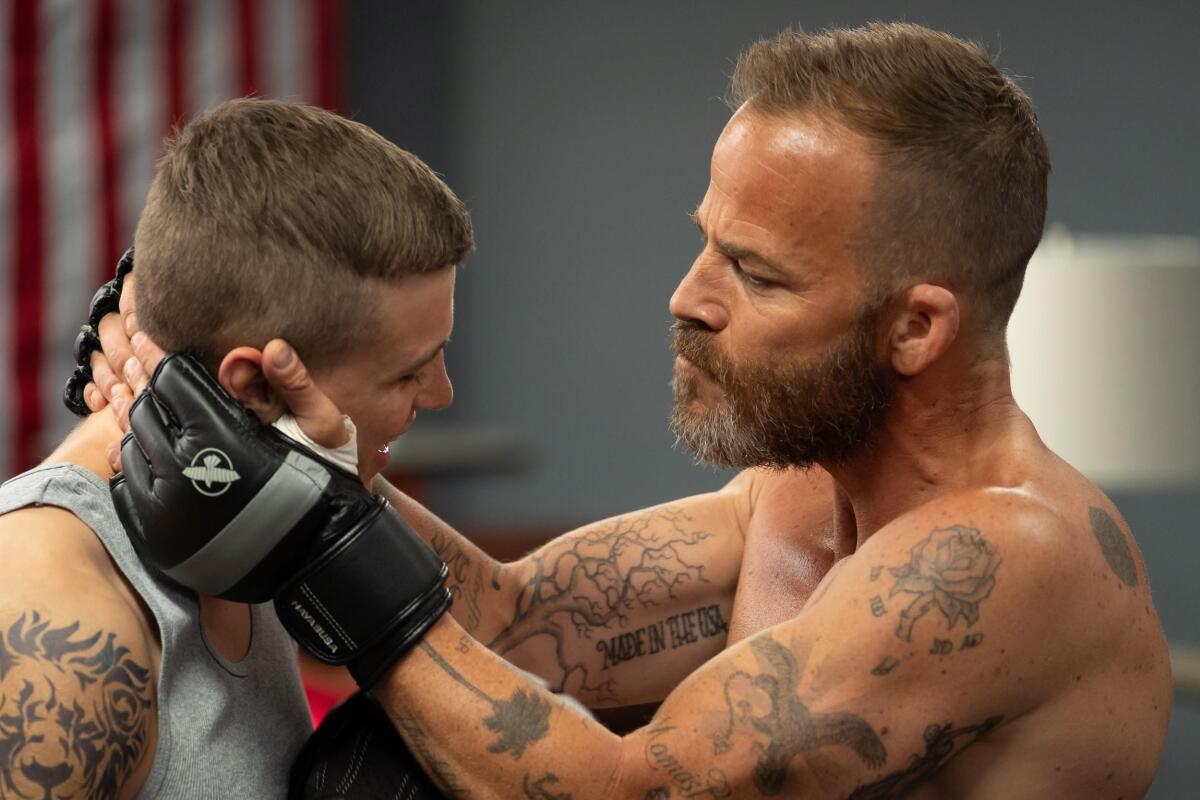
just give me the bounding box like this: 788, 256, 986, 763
98, 22, 1170, 798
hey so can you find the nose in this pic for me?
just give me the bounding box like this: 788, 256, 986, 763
669, 258, 729, 332
416, 353, 454, 411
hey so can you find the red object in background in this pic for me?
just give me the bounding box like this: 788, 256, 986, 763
1, 0, 344, 478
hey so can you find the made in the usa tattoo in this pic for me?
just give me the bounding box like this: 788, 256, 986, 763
595, 604, 727, 670
714, 636, 886, 795
1087, 507, 1138, 587
419, 641, 551, 759
848, 714, 1004, 798
0, 611, 153, 800
487, 508, 715, 702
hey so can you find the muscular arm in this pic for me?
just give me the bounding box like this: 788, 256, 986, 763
371, 492, 1086, 799
0, 509, 157, 800
374, 474, 759, 707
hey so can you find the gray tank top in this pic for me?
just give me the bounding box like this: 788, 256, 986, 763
0, 464, 314, 798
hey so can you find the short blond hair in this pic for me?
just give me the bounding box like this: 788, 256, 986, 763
134, 98, 474, 369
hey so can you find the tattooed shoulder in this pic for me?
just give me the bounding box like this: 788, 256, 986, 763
1087, 506, 1138, 588
0, 610, 154, 800
865, 524, 1000, 673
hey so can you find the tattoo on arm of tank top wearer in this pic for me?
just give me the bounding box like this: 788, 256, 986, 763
864, 524, 1000, 673
1087, 506, 1138, 587
0, 610, 153, 800
486, 507, 717, 704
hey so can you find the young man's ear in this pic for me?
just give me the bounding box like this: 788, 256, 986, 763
886, 283, 960, 377
217, 347, 288, 422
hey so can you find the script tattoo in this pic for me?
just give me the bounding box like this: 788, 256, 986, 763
0, 611, 152, 800
487, 508, 714, 702
523, 772, 572, 799
644, 720, 729, 799
884, 525, 999, 642
848, 715, 1004, 798
596, 604, 727, 670
389, 710, 471, 799
1088, 507, 1138, 587
419, 642, 551, 759
714, 636, 886, 795
430, 526, 502, 634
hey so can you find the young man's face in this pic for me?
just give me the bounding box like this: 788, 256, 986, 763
311, 267, 457, 483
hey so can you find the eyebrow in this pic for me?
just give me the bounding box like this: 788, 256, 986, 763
398, 339, 450, 375
688, 209, 788, 277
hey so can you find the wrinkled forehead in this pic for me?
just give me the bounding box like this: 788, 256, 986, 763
702, 107, 877, 278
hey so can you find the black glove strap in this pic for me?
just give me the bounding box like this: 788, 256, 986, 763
64, 247, 135, 417
274, 497, 450, 670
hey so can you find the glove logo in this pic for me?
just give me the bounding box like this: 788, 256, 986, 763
182, 448, 241, 497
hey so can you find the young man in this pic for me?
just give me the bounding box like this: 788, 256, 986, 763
0, 98, 473, 798
108, 23, 1172, 798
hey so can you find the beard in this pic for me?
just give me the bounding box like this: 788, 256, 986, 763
669, 309, 894, 470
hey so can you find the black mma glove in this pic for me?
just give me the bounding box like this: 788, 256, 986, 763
64, 247, 135, 416
111, 351, 452, 688
289, 693, 445, 799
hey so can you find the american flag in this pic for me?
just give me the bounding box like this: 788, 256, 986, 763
1, 0, 344, 477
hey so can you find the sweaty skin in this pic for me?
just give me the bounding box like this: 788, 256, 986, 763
94, 109, 1170, 799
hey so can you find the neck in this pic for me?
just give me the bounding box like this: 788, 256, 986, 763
43, 408, 126, 482
821, 357, 1041, 549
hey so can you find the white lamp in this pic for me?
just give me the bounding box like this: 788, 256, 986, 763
1007, 226, 1200, 489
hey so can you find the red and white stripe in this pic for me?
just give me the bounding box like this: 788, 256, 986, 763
3, 0, 343, 476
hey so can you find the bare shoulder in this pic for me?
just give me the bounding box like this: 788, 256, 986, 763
0, 506, 159, 799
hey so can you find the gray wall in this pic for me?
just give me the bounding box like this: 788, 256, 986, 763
347, 2, 1199, 794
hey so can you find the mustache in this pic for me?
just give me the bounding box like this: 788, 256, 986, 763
671, 321, 728, 380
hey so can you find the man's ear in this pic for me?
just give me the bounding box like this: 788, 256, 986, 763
217, 347, 288, 422
885, 283, 960, 377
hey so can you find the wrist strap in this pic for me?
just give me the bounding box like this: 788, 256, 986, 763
274, 497, 448, 665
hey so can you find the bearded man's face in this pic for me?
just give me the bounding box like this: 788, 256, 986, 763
669, 306, 894, 470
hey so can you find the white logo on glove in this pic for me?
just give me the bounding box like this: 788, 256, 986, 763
183, 448, 241, 497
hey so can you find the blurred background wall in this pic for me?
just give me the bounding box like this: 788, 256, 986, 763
2, 0, 1196, 794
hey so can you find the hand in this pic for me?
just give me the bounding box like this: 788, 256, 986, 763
110, 351, 451, 687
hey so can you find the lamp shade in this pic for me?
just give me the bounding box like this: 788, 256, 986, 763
1007, 228, 1200, 489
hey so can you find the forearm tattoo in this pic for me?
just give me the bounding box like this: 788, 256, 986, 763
0, 611, 153, 800
429, 526, 503, 634
867, 525, 999, 669
418, 641, 551, 760
487, 508, 715, 703
714, 636, 886, 796
388, 710, 472, 799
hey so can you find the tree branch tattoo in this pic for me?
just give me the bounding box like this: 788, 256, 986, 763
714, 636, 886, 795
419, 641, 551, 760
882, 526, 1000, 642
1087, 507, 1138, 587
487, 508, 714, 702
847, 714, 1003, 799
0, 611, 152, 800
